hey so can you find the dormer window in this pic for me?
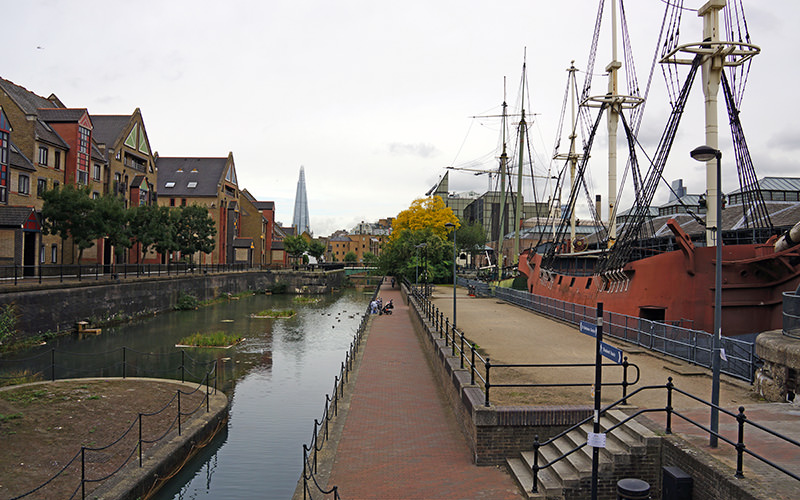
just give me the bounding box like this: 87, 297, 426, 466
165, 181, 176, 188
187, 181, 198, 189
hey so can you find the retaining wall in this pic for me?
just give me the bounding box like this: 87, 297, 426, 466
0, 270, 345, 339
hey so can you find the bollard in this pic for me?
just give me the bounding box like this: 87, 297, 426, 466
617, 478, 650, 499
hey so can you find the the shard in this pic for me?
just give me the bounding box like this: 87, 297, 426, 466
292, 166, 310, 235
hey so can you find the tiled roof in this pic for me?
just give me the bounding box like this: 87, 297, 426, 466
233, 238, 252, 248
0, 206, 36, 227
90, 115, 131, 148
34, 120, 68, 148
8, 141, 35, 172
37, 108, 87, 122
730, 177, 800, 194
156, 157, 227, 197
0, 78, 54, 114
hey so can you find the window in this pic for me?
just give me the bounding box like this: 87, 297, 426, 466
187, 181, 198, 189
53, 180, 59, 190
181, 198, 187, 207
37, 178, 47, 197
38, 146, 48, 166
92, 164, 101, 181
77, 126, 90, 183
18, 174, 30, 195
165, 181, 175, 188
78, 170, 88, 185
170, 198, 175, 207
51, 244, 57, 264
40, 244, 45, 264
54, 151, 61, 170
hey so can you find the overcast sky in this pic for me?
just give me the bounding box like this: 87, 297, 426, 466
4, 1, 798, 236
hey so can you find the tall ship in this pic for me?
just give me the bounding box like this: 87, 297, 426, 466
515, 0, 800, 337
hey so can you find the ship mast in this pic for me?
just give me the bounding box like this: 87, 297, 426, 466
497, 88, 509, 281
553, 62, 584, 248
659, 0, 760, 246
513, 57, 528, 264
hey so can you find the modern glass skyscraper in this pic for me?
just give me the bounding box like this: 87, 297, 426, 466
292, 166, 310, 235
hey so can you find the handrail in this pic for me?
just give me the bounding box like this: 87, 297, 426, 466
408, 285, 800, 492
408, 286, 641, 407
300, 280, 379, 499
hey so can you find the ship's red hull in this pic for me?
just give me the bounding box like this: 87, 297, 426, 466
519, 235, 800, 336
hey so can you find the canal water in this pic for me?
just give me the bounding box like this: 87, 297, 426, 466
3, 289, 371, 499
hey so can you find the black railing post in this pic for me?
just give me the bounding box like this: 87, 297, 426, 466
460, 332, 465, 369
181, 350, 185, 383
621, 356, 629, 405
736, 406, 746, 478
81, 446, 86, 500
206, 372, 210, 412
484, 357, 491, 407
666, 377, 674, 434
38, 263, 42, 284
313, 420, 319, 473
303, 445, 309, 500
59, 263, 63, 283
123, 347, 127, 379
531, 435, 540, 493
178, 390, 182, 436
13, 264, 17, 286
445, 319, 449, 346
471, 343, 476, 385
451, 326, 456, 356
138, 414, 143, 466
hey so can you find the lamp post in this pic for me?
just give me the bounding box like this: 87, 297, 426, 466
690, 144, 722, 448
446, 222, 457, 332
415, 243, 427, 293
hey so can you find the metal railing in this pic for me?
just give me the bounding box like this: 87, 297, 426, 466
0, 262, 253, 286
783, 287, 800, 339
2, 356, 219, 500
1, 347, 220, 386
409, 287, 641, 407
407, 285, 800, 492
493, 286, 757, 383
300, 282, 379, 500
528, 377, 800, 493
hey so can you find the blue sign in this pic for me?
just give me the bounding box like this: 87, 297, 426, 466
580, 320, 597, 338
600, 342, 623, 364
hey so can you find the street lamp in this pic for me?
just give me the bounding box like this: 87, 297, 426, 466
690, 144, 722, 448
446, 222, 457, 332
415, 243, 427, 292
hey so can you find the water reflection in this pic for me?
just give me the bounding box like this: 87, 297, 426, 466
2, 289, 370, 499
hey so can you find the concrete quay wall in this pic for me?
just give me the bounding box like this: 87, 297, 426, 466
0, 269, 345, 340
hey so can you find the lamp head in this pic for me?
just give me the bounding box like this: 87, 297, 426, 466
690, 145, 720, 162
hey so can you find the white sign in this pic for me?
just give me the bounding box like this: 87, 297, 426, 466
587, 432, 607, 448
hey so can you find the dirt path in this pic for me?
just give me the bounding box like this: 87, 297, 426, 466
0, 378, 216, 500
429, 287, 762, 410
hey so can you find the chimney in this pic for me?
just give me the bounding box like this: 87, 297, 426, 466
595, 194, 602, 219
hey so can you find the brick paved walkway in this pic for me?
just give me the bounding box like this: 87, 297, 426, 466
327, 283, 523, 499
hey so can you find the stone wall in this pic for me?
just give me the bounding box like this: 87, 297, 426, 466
755, 330, 800, 402
405, 286, 591, 465
0, 269, 345, 339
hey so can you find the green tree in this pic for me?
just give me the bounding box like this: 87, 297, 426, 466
455, 220, 486, 268
41, 185, 97, 263
130, 204, 173, 263
362, 251, 378, 266
378, 227, 450, 283
174, 205, 216, 264
283, 235, 308, 265
307, 240, 326, 262
343, 251, 358, 263
91, 194, 130, 265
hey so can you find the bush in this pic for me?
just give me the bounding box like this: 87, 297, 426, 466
0, 304, 17, 346
175, 292, 200, 310
179, 331, 242, 347
269, 283, 287, 294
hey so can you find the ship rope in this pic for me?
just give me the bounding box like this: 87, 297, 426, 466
598, 54, 702, 274
722, 70, 772, 233
541, 103, 609, 269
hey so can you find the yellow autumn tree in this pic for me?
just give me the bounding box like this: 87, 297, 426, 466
392, 196, 459, 241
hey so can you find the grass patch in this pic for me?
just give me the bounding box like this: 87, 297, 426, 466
0, 388, 49, 405
252, 309, 296, 318
293, 296, 319, 304
0, 412, 23, 423
178, 331, 243, 347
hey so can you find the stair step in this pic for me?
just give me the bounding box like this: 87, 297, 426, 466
552, 432, 593, 477
507, 457, 562, 499
605, 409, 660, 446
522, 445, 580, 488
